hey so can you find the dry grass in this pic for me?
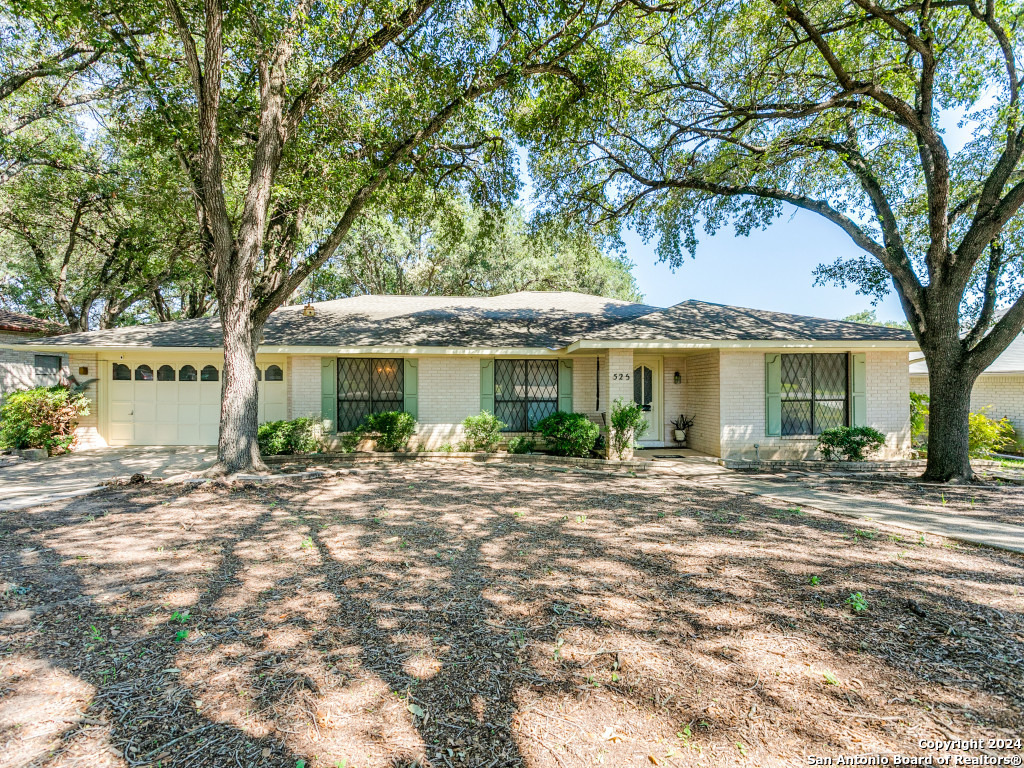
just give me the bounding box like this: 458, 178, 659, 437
1, 463, 1021, 768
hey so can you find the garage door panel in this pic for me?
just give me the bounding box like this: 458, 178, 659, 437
108, 360, 221, 446
134, 401, 157, 422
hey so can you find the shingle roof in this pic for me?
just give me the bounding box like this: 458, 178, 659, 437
596, 300, 915, 342
24, 292, 916, 349
0, 309, 64, 335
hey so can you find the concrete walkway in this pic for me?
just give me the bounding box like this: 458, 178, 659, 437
701, 474, 1024, 554
0, 446, 216, 511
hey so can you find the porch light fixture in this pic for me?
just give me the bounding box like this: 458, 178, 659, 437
302, 302, 316, 317
673, 371, 681, 384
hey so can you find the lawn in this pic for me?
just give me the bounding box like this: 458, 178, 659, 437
1, 464, 1021, 768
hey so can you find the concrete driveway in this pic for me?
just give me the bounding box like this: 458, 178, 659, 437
0, 447, 217, 510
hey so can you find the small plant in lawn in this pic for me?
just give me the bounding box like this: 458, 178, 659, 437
459, 411, 506, 452
88, 625, 103, 645
171, 610, 190, 624
822, 671, 840, 686
300, 536, 313, 549
575, 514, 587, 523
847, 592, 869, 613
174, 629, 189, 642
506, 435, 535, 454
817, 425, 886, 461
808, 575, 820, 586
534, 411, 599, 457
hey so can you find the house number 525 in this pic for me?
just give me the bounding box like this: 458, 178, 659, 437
612, 373, 630, 380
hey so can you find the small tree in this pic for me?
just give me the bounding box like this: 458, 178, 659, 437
609, 398, 648, 460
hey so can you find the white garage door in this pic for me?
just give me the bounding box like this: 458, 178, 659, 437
106, 361, 287, 446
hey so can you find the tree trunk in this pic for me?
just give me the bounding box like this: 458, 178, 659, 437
216, 294, 266, 474
922, 355, 976, 483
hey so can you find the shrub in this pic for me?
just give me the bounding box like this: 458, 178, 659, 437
359, 411, 417, 451
817, 426, 886, 461
438, 442, 454, 453
609, 398, 648, 458
909, 392, 929, 444
506, 435, 535, 454
968, 407, 1015, 458
0, 385, 89, 455
460, 411, 505, 452
534, 411, 599, 457
257, 417, 324, 456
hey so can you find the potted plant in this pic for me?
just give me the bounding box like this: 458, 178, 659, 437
670, 414, 695, 444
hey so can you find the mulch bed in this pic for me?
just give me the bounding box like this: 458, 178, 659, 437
1, 463, 1021, 767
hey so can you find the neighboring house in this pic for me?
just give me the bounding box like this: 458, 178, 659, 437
909, 326, 1024, 435
4, 292, 917, 459
0, 310, 68, 402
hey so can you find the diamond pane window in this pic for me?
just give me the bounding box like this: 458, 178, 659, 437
780, 354, 849, 435
494, 359, 559, 432
337, 358, 404, 432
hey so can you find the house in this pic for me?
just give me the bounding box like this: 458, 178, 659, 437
909, 325, 1024, 435
0, 310, 67, 402
4, 292, 917, 459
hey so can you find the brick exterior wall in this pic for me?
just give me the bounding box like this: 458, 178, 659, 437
912, 372, 1024, 435
719, 350, 910, 460
572, 356, 601, 425
662, 355, 687, 445
414, 356, 481, 448
288, 356, 320, 419
681, 351, 721, 456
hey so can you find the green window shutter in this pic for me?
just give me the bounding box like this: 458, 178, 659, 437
480, 359, 494, 414
403, 358, 419, 419
558, 359, 574, 413
850, 353, 867, 427
320, 357, 337, 432
765, 353, 782, 437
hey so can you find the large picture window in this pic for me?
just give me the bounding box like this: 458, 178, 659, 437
337, 358, 404, 432
780, 353, 849, 435
494, 359, 558, 432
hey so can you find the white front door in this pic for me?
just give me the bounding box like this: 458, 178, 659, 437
632, 358, 661, 446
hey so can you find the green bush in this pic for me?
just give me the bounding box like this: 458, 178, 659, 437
359, 411, 417, 451
609, 398, 648, 458
910, 392, 929, 444
534, 411, 599, 457
257, 417, 324, 456
460, 411, 505, 452
507, 435, 535, 454
817, 426, 886, 461
968, 407, 1015, 458
0, 385, 90, 455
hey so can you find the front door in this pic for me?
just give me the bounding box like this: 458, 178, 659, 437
632, 358, 661, 446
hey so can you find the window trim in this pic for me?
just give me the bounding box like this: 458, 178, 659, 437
494, 358, 559, 433
336, 357, 405, 432
779, 353, 850, 436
